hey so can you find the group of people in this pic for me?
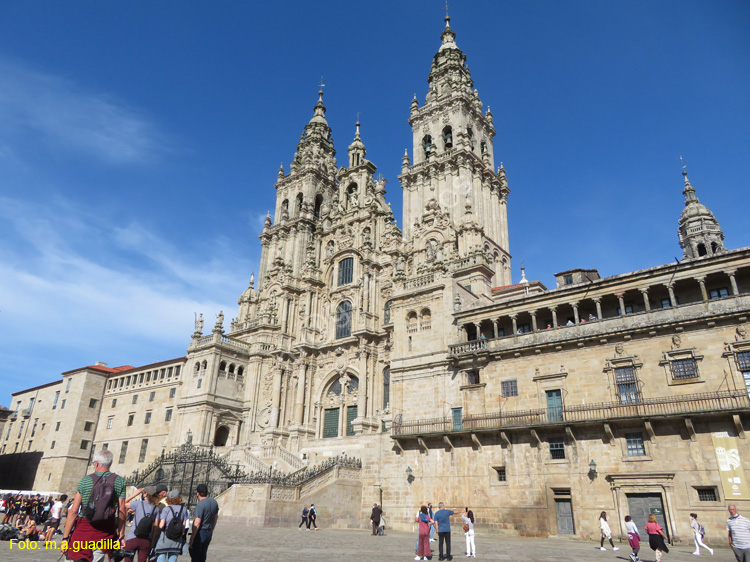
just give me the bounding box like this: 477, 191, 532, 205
5, 449, 222, 562
599, 505, 750, 562
414, 502, 475, 560
297, 503, 319, 530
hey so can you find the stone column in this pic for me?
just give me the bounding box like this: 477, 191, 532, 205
667, 285, 677, 308
358, 349, 369, 419
474, 322, 482, 339
271, 368, 282, 428
639, 288, 650, 312
616, 293, 625, 315
728, 270, 739, 296
572, 302, 579, 324
510, 315, 518, 335
594, 298, 603, 320
294, 362, 307, 425
492, 320, 499, 339
550, 307, 558, 328
530, 311, 538, 332
697, 277, 708, 302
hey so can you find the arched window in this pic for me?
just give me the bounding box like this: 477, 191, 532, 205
194, 362, 200, 373
296, 193, 304, 215
383, 300, 393, 324
711, 242, 719, 253
201, 360, 207, 370
422, 135, 433, 157
383, 367, 390, 408
442, 126, 453, 149
314, 194, 323, 219
336, 301, 352, 339
219, 361, 227, 373
338, 257, 354, 286
697, 243, 707, 256
228, 364, 235, 374
407, 311, 418, 333
237, 366, 244, 379
420, 308, 432, 330
480, 140, 487, 154
281, 199, 289, 218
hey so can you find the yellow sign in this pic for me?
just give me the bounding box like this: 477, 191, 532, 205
711, 431, 750, 500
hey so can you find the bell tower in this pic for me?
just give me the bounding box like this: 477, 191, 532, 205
678, 168, 726, 259
399, 15, 511, 287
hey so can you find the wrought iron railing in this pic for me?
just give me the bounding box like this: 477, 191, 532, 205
392, 390, 750, 436
234, 454, 361, 486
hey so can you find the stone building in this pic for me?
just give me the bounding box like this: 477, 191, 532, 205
2, 16, 749, 542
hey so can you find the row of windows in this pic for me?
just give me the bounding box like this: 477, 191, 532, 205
107, 366, 181, 392
107, 408, 173, 429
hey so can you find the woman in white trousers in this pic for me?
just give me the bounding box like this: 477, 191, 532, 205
689, 513, 714, 556
461, 508, 476, 558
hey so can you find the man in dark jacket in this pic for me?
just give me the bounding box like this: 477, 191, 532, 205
370, 503, 382, 535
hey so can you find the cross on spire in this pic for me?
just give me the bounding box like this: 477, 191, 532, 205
319, 76, 326, 91
445, 0, 450, 17
680, 155, 688, 176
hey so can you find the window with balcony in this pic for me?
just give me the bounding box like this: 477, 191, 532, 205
337, 257, 354, 286
615, 366, 639, 404
501, 380, 518, 397
625, 432, 646, 456
737, 351, 750, 398
549, 438, 565, 459
672, 358, 698, 380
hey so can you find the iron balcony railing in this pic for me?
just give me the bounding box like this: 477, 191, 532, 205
392, 390, 750, 437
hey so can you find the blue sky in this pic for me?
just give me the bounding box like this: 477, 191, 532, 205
1, 1, 748, 405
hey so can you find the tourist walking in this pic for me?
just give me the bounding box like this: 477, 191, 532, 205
599, 511, 619, 551
415, 505, 435, 561
624, 515, 641, 562
645, 514, 670, 562
690, 512, 714, 555
727, 504, 750, 562
370, 503, 382, 535
308, 503, 318, 529
461, 507, 475, 558
299, 504, 310, 530
123, 486, 160, 562
189, 484, 219, 562
154, 490, 190, 562
44, 494, 67, 542
434, 501, 454, 561
60, 449, 127, 562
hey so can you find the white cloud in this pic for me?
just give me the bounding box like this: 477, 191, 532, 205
0, 195, 249, 397
0, 58, 165, 164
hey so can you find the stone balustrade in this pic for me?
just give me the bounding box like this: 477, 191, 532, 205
403, 273, 435, 290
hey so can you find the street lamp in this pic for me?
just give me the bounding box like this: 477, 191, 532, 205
588, 459, 598, 477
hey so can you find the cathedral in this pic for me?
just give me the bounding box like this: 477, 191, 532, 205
2, 16, 749, 542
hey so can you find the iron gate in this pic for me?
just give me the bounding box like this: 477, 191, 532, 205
126, 444, 247, 509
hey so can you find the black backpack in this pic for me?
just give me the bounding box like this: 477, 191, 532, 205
165, 505, 185, 541
133, 502, 157, 539
84, 473, 118, 523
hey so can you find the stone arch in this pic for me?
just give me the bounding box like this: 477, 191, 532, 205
213, 425, 230, 446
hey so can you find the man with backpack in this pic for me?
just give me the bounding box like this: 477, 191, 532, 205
61, 449, 127, 562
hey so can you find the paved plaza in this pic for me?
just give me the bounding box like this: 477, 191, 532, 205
0, 522, 737, 562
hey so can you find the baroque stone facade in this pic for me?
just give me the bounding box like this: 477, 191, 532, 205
3, 16, 749, 543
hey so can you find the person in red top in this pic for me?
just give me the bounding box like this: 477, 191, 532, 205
415, 505, 436, 561
644, 514, 670, 561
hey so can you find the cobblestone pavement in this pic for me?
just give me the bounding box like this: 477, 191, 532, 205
0, 524, 736, 562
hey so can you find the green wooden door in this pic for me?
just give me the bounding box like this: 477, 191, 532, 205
346, 405, 358, 436
323, 408, 340, 438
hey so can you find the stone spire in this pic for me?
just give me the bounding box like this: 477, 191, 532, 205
290, 89, 336, 173
347, 120, 366, 168
678, 169, 726, 259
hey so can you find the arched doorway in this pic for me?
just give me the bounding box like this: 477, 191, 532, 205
213, 425, 230, 446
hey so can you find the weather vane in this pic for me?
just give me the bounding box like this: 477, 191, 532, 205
445, 1, 450, 18
319, 76, 326, 91
680, 155, 688, 175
